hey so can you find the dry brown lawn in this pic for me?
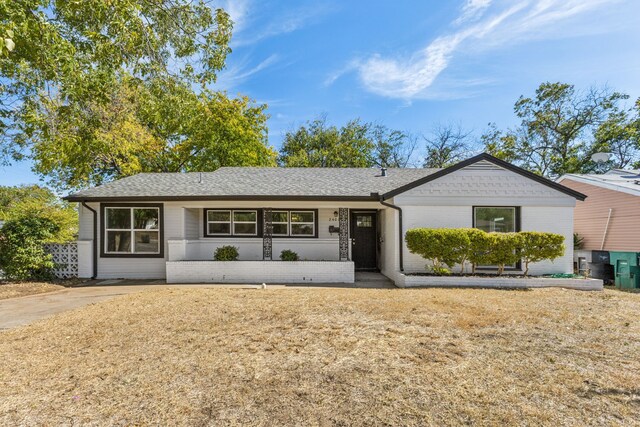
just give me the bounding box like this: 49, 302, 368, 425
0, 282, 65, 300
0, 287, 639, 426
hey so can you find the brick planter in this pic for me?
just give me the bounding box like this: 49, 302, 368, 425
397, 274, 603, 291
166, 260, 355, 284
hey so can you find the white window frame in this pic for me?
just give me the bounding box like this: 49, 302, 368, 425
272, 210, 290, 236
206, 209, 232, 236
290, 210, 315, 236
232, 210, 258, 236
104, 207, 160, 254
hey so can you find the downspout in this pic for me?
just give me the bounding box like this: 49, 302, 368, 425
379, 197, 403, 272
600, 208, 613, 250
81, 202, 98, 279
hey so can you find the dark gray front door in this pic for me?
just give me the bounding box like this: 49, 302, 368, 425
351, 211, 377, 270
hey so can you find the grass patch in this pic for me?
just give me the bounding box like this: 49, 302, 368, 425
0, 287, 639, 425
0, 282, 65, 300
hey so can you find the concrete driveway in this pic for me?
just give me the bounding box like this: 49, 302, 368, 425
0, 283, 160, 330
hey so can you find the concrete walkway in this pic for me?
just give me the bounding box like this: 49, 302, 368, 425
0, 274, 396, 330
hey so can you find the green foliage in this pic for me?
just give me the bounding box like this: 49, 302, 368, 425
465, 228, 493, 274
519, 232, 565, 276
0, 185, 77, 242
0, 1, 278, 190
573, 233, 584, 250
405, 228, 470, 274
213, 245, 239, 261
486, 232, 523, 275
0, 216, 59, 280
29, 77, 276, 190
482, 82, 639, 177
278, 116, 415, 168
431, 265, 452, 276
279, 249, 299, 261
406, 228, 563, 276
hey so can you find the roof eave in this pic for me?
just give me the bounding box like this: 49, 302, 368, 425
64, 194, 381, 203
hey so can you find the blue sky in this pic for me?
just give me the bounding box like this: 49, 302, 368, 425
2, 0, 640, 186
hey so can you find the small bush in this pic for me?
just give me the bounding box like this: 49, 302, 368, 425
0, 216, 59, 280
487, 232, 523, 275
213, 245, 239, 261
279, 249, 299, 261
520, 232, 565, 276
432, 265, 451, 276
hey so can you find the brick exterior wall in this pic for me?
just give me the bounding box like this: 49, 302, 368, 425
166, 260, 355, 284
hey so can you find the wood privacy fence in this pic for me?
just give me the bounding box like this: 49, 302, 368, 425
44, 242, 79, 279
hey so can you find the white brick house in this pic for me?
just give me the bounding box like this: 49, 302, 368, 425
65, 153, 586, 284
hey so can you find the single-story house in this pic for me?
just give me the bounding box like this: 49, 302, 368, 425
558, 169, 640, 252
65, 153, 586, 285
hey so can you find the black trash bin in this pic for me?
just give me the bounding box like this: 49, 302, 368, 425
588, 262, 614, 284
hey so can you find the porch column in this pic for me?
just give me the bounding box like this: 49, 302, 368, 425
338, 207, 349, 261
263, 208, 273, 260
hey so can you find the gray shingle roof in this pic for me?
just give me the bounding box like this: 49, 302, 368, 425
66, 167, 441, 201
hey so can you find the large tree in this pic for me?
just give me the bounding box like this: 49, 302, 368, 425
0, 185, 77, 242
423, 124, 472, 168
1, 1, 276, 190
482, 82, 638, 177
278, 116, 416, 168
29, 76, 276, 190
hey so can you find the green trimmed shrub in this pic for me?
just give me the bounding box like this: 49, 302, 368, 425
465, 228, 493, 274
519, 231, 565, 276
405, 228, 469, 274
280, 249, 299, 261
0, 216, 59, 280
487, 232, 523, 275
213, 245, 239, 261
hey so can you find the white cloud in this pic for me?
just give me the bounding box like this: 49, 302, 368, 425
216, 54, 280, 90
455, 0, 493, 24
333, 0, 621, 100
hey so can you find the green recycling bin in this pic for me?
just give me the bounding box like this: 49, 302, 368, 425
609, 251, 640, 289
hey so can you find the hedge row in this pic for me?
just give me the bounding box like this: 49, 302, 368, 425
405, 228, 565, 276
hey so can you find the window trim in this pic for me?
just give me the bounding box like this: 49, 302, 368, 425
271, 210, 290, 236
232, 210, 259, 236
206, 209, 232, 236
202, 208, 318, 238
290, 210, 316, 237
472, 206, 521, 271
100, 203, 164, 258
472, 206, 520, 233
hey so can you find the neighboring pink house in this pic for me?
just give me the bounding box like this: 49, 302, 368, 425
558, 170, 640, 251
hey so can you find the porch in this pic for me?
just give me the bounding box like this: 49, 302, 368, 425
164, 206, 390, 284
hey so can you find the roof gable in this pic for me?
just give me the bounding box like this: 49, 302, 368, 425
381, 153, 586, 201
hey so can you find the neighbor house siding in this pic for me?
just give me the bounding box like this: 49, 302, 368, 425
396, 162, 576, 275
558, 178, 640, 251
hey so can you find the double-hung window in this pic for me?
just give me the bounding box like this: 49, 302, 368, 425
204, 209, 317, 237
272, 211, 289, 236
290, 211, 315, 236
103, 205, 162, 256
205, 209, 258, 237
